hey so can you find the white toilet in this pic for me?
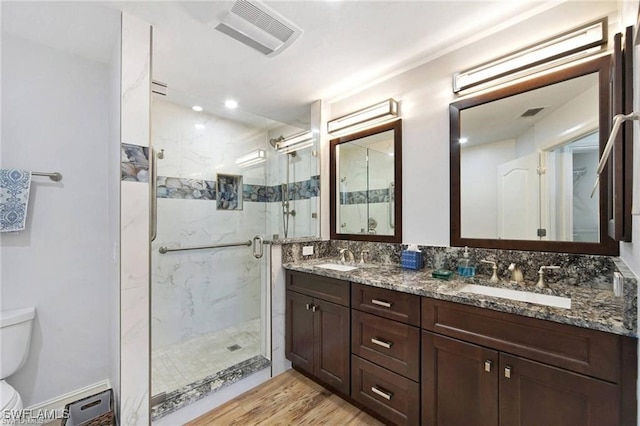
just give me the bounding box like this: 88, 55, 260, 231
0, 307, 36, 421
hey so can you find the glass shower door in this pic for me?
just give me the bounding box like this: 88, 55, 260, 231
149, 98, 271, 414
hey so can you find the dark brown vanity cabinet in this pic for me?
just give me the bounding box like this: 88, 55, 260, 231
351, 284, 421, 425
421, 298, 636, 426
285, 271, 350, 395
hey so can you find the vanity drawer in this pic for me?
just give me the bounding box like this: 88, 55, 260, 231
421, 298, 621, 383
286, 271, 349, 306
352, 310, 420, 381
351, 355, 420, 426
352, 283, 420, 326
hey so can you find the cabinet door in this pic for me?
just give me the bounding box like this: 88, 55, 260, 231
314, 298, 350, 395
285, 291, 315, 375
422, 331, 498, 426
499, 353, 619, 426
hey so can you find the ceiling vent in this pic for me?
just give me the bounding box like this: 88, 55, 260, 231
214, 0, 302, 57
520, 107, 545, 118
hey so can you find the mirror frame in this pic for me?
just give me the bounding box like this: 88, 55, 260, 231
450, 55, 619, 255
330, 119, 403, 243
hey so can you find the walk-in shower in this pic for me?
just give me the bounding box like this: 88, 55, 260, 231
150, 99, 273, 418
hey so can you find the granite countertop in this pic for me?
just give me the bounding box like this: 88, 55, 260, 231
283, 259, 637, 338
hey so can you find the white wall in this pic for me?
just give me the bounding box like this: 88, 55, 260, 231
327, 1, 620, 247
0, 33, 113, 406
460, 139, 515, 238
119, 13, 151, 425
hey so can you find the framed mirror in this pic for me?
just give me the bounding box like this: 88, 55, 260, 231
450, 56, 618, 255
330, 120, 402, 242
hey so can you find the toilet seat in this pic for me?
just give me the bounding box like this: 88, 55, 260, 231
0, 380, 22, 412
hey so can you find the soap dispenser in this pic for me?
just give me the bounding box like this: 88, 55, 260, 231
457, 247, 475, 277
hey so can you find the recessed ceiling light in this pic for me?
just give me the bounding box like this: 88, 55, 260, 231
459, 137, 468, 144
225, 99, 238, 109
192, 105, 203, 112
195, 123, 205, 130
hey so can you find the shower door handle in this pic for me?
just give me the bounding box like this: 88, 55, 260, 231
150, 147, 158, 242
252, 236, 263, 259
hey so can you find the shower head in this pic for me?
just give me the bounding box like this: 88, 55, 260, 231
269, 135, 285, 148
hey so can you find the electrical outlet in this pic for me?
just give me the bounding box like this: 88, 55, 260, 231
302, 246, 314, 256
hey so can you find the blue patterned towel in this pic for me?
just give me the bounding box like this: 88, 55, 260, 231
0, 169, 32, 232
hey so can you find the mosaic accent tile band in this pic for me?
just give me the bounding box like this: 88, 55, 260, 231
340, 188, 390, 204
157, 175, 320, 203
121, 143, 149, 182
157, 177, 216, 200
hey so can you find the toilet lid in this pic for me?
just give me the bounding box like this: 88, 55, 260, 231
0, 380, 21, 411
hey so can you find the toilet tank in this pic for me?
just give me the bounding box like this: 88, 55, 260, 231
0, 307, 36, 379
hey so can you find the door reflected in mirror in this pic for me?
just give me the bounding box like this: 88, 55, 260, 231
330, 120, 402, 243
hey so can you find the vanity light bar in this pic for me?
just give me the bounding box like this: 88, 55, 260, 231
275, 131, 314, 153
327, 99, 398, 134
236, 149, 266, 167
453, 18, 607, 93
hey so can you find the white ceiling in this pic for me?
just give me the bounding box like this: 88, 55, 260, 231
113, 0, 548, 127
3, 0, 600, 129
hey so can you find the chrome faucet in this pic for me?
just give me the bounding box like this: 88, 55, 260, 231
339, 248, 355, 263
508, 263, 524, 283
536, 265, 560, 288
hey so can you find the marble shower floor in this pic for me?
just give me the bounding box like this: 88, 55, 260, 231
152, 318, 263, 396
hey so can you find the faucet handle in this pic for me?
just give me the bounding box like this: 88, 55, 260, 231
508, 263, 524, 283
536, 265, 560, 288
339, 248, 347, 262
480, 260, 499, 282
360, 250, 370, 264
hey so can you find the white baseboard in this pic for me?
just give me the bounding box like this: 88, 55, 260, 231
25, 380, 111, 414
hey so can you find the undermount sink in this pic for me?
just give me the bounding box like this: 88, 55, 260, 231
315, 263, 358, 272
460, 284, 571, 309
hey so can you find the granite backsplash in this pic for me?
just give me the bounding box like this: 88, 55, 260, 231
281, 239, 637, 291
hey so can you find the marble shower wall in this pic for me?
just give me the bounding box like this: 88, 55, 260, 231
151, 99, 267, 350
119, 13, 151, 426
266, 125, 320, 240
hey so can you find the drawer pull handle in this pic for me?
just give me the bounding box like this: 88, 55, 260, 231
504, 366, 512, 379
371, 299, 392, 308
306, 303, 311, 310
371, 337, 393, 349
311, 305, 318, 312
484, 360, 492, 372
371, 386, 393, 400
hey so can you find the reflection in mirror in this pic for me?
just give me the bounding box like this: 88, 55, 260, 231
451, 56, 618, 255
337, 131, 394, 235
331, 120, 402, 243
460, 72, 599, 242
